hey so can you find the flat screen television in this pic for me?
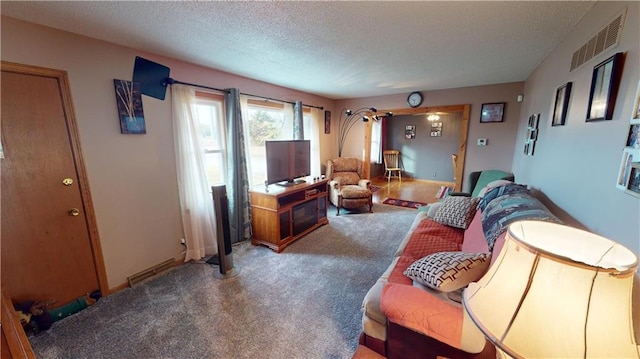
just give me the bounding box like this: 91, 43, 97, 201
265, 140, 311, 186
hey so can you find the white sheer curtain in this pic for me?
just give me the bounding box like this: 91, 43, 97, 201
370, 118, 383, 164
171, 85, 217, 261
282, 102, 294, 139
309, 108, 322, 177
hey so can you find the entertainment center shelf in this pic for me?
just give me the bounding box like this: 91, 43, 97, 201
249, 178, 329, 252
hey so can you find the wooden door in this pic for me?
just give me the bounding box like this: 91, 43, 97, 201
1, 62, 106, 307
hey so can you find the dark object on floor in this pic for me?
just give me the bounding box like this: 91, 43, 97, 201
14, 300, 55, 335
49, 291, 101, 322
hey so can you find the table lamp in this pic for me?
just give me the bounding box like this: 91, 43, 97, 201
463, 220, 639, 358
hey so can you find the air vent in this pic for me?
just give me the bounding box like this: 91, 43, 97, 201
570, 8, 626, 72
127, 258, 176, 287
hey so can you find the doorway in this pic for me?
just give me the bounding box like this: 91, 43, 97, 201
1, 62, 107, 308
364, 104, 470, 191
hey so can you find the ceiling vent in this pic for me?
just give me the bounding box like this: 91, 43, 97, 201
570, 8, 626, 72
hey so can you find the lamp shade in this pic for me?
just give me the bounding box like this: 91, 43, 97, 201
463, 220, 639, 358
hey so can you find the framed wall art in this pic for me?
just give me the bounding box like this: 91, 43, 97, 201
480, 102, 505, 123
627, 124, 640, 148
114, 79, 146, 134
586, 52, 624, 122
632, 80, 640, 124
324, 110, 331, 134
552, 82, 572, 126
625, 163, 640, 199
616, 147, 636, 190
405, 125, 416, 139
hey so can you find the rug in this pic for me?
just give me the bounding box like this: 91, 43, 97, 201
382, 197, 429, 209
370, 185, 381, 193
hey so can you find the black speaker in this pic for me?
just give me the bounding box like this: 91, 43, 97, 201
210, 185, 238, 279
132, 56, 170, 100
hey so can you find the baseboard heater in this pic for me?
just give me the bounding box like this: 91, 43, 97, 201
127, 258, 175, 287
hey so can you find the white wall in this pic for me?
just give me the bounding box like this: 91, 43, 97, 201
1, 17, 336, 289
512, 1, 640, 254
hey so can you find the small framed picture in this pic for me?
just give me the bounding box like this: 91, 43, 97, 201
552, 82, 572, 126
527, 113, 540, 128
625, 163, 640, 198
632, 81, 640, 124
586, 52, 624, 122
616, 148, 636, 190
627, 124, 640, 148
480, 103, 505, 123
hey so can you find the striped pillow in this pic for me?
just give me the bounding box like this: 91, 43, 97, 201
403, 251, 490, 292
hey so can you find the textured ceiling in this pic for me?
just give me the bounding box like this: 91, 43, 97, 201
1, 1, 595, 99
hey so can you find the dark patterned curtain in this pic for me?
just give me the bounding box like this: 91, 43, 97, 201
294, 100, 304, 140
224, 88, 252, 243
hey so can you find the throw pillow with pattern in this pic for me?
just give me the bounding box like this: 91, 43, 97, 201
403, 251, 490, 292
433, 196, 479, 229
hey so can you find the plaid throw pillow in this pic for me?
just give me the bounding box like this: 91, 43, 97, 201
403, 251, 490, 292
433, 196, 479, 229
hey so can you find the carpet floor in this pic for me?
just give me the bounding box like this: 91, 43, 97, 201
29, 204, 417, 359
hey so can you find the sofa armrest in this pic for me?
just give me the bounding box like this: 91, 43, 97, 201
358, 179, 371, 188
448, 192, 471, 197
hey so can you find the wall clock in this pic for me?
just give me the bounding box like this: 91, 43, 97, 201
407, 91, 423, 108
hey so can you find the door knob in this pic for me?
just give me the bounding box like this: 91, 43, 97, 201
62, 178, 74, 186
68, 208, 80, 216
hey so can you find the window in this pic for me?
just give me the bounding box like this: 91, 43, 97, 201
195, 92, 226, 186
244, 100, 294, 186
371, 119, 382, 164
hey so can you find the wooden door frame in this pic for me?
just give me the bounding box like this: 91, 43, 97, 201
1, 61, 109, 295
363, 104, 470, 191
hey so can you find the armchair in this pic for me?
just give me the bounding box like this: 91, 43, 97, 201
326, 158, 373, 215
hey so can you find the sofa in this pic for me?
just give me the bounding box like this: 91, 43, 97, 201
359, 181, 561, 358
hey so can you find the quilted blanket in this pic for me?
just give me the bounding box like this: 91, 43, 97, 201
480, 184, 562, 251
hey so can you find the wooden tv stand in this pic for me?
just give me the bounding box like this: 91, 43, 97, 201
249, 178, 329, 252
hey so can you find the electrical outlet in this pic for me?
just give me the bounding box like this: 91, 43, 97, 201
180, 238, 186, 246
477, 138, 488, 146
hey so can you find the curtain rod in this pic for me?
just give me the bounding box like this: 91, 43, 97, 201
165, 78, 324, 110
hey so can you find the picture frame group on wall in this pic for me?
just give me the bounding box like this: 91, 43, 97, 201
524, 114, 539, 156
430, 122, 442, 137
586, 52, 624, 122
480, 102, 505, 123
552, 82, 572, 126
405, 125, 416, 139
619, 80, 640, 198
